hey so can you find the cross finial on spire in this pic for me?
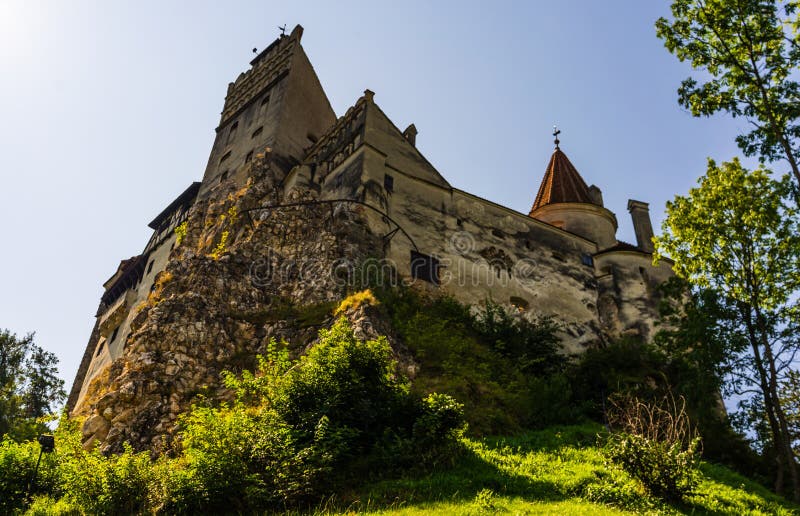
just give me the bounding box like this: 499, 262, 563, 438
278, 24, 287, 36
553, 126, 561, 149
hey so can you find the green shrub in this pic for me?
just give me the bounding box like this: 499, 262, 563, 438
605, 432, 700, 502
25, 494, 80, 515
603, 395, 701, 502
376, 287, 572, 435
158, 318, 465, 513
0, 415, 154, 516
472, 300, 563, 377
0, 437, 39, 514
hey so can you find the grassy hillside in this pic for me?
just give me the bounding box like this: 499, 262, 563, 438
331, 425, 797, 515
5, 290, 796, 514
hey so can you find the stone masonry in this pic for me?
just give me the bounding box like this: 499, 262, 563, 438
69, 26, 674, 453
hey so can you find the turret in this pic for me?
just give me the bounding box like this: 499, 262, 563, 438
528, 133, 617, 249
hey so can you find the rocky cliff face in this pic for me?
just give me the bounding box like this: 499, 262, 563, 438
79, 153, 402, 455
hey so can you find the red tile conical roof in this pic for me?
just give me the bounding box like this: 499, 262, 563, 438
529, 148, 594, 214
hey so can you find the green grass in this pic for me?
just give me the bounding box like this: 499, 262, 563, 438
306, 424, 798, 515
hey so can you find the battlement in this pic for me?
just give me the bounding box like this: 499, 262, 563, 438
219, 25, 304, 127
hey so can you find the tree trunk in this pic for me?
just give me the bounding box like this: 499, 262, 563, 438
743, 304, 798, 499
757, 309, 800, 501
754, 307, 800, 501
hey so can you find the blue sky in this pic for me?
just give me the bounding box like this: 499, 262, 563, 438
0, 1, 759, 391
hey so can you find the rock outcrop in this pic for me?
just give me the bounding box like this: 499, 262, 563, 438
80, 153, 397, 454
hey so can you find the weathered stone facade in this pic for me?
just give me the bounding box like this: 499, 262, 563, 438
68, 25, 674, 453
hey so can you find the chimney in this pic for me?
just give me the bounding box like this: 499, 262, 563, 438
588, 184, 604, 206
627, 200, 654, 253
403, 124, 417, 147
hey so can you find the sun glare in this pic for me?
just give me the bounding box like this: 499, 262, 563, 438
0, 1, 41, 65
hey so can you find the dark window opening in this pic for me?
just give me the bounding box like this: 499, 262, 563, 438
510, 296, 529, 312
220, 170, 229, 183
146, 260, 155, 275
384, 174, 394, 192
252, 126, 263, 139
109, 326, 120, 343
410, 250, 440, 285
219, 151, 231, 164
95, 340, 105, 356
457, 218, 463, 227
581, 253, 594, 267
245, 150, 254, 164
307, 133, 318, 144
524, 240, 530, 249
227, 121, 239, 144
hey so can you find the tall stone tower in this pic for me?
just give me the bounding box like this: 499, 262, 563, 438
67, 25, 335, 419
198, 25, 335, 197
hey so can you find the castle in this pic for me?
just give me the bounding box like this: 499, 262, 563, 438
67, 26, 673, 451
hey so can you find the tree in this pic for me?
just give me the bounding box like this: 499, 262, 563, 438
0, 330, 65, 441
655, 158, 800, 499
656, 0, 800, 191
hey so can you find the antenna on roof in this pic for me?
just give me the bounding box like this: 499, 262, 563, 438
553, 126, 561, 149
279, 24, 287, 36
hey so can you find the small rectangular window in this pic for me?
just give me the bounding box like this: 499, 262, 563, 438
245, 150, 253, 164
95, 339, 105, 356
259, 95, 270, 117
146, 260, 154, 274
252, 126, 263, 139
384, 174, 394, 193
220, 170, 229, 183
410, 251, 440, 285
581, 253, 594, 267
219, 151, 231, 165
109, 326, 120, 343
226, 121, 238, 144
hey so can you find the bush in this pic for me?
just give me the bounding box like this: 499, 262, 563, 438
376, 287, 572, 435
605, 433, 700, 503
0, 415, 154, 516
0, 437, 39, 514
158, 318, 465, 512
0, 319, 464, 514
603, 395, 700, 502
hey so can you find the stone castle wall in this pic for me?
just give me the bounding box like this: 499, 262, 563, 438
80, 154, 392, 454
70, 27, 675, 454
